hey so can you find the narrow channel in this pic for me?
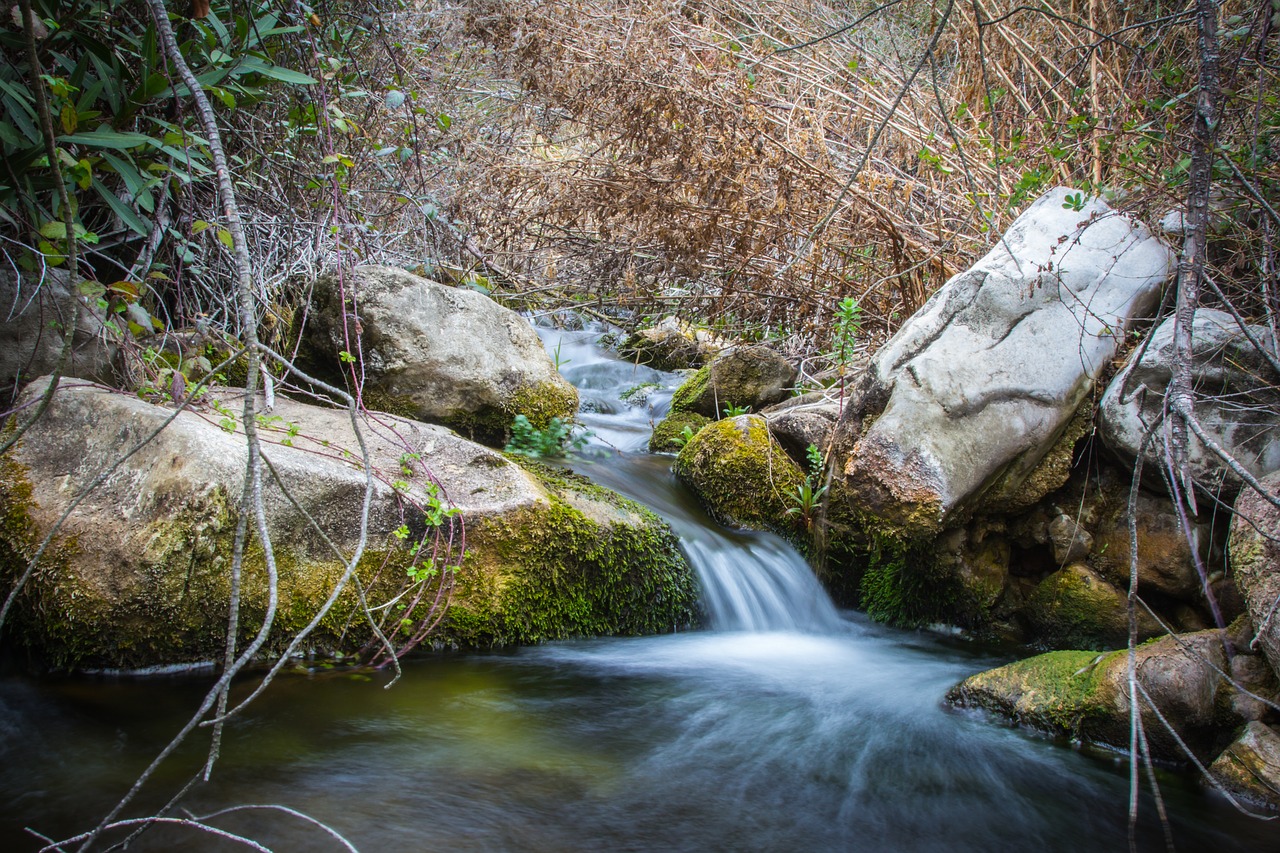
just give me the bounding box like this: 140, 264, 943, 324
0, 324, 1271, 851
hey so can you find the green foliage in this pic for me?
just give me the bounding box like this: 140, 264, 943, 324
722, 402, 750, 417
1, 0, 321, 279
831, 297, 861, 366
785, 443, 827, 528
858, 535, 956, 629
504, 414, 589, 459
1060, 191, 1088, 211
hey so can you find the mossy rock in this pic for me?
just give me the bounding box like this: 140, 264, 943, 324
1207, 721, 1280, 812
947, 649, 1113, 739
649, 411, 712, 454
669, 346, 796, 418
673, 415, 804, 532
0, 381, 696, 671
1026, 563, 1161, 650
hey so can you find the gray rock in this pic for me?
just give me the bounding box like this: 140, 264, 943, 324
618, 316, 717, 370
1100, 308, 1280, 497
303, 266, 577, 443
763, 396, 841, 468
833, 188, 1173, 537
0, 378, 697, 669
670, 345, 798, 418
0, 269, 115, 392
1047, 513, 1093, 565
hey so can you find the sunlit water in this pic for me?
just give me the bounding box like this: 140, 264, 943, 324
0, 323, 1275, 851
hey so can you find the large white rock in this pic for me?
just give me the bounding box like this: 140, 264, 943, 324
834, 188, 1173, 537
304, 266, 577, 443
1100, 308, 1280, 497
0, 379, 696, 669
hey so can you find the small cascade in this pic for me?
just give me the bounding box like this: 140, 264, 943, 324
535, 321, 843, 633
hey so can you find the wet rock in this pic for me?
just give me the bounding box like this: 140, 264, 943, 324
1208, 722, 1280, 812
673, 414, 805, 531
1100, 308, 1280, 498
1231, 470, 1280, 677
302, 265, 577, 444
648, 410, 711, 454
0, 379, 698, 670
670, 345, 797, 418
831, 188, 1172, 538
1047, 514, 1093, 565
948, 629, 1237, 760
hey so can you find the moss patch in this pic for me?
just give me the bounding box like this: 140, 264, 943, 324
670, 364, 711, 414
649, 411, 711, 453
946, 649, 1112, 738
857, 533, 967, 629
673, 415, 804, 533
1026, 563, 1154, 650
444, 464, 700, 645
505, 379, 579, 430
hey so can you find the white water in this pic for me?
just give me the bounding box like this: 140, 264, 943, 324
536, 321, 843, 633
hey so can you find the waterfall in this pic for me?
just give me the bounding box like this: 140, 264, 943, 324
537, 322, 844, 634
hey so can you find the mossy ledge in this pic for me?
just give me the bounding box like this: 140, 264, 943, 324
946, 649, 1113, 739
446, 461, 701, 645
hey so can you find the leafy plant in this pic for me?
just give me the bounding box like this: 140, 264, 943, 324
673, 424, 698, 449
722, 403, 751, 417
504, 414, 589, 459
785, 443, 828, 529
1061, 192, 1088, 211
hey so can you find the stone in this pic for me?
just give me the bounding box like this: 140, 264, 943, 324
648, 410, 711, 454
673, 414, 805, 531
617, 316, 717, 371
1026, 563, 1161, 649
302, 266, 577, 444
670, 345, 798, 418
1091, 489, 1208, 602
1208, 721, 1280, 812
0, 269, 115, 392
831, 188, 1173, 538
0, 379, 698, 670
762, 394, 841, 469
1231, 470, 1280, 677
1047, 513, 1093, 565
1100, 308, 1280, 498
948, 629, 1237, 760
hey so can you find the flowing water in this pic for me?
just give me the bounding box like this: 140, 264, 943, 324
0, 323, 1275, 851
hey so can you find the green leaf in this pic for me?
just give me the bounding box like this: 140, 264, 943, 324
435, 113, 452, 132
92, 178, 151, 236
39, 221, 68, 240
59, 129, 152, 149
216, 228, 234, 249
233, 56, 318, 85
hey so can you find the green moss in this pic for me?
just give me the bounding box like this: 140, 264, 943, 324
858, 533, 963, 629
946, 649, 1111, 737
669, 364, 711, 414
1027, 564, 1132, 650
362, 389, 423, 420
673, 416, 804, 533
649, 411, 711, 453
505, 379, 579, 431
443, 472, 700, 645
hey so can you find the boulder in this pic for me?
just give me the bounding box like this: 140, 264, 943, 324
1231, 470, 1280, 676
302, 266, 577, 443
669, 345, 797, 418
1208, 721, 1280, 812
618, 316, 717, 371
0, 270, 115, 392
1026, 563, 1161, 649
1100, 308, 1280, 498
762, 394, 841, 469
673, 415, 805, 531
831, 188, 1172, 538
0, 379, 698, 670
648, 410, 711, 454
948, 629, 1238, 760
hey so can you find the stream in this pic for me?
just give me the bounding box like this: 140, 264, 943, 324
0, 323, 1275, 851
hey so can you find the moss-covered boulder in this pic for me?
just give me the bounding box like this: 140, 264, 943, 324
669, 345, 797, 419
1208, 721, 1280, 812
302, 265, 577, 445
648, 410, 711, 454
0, 379, 697, 671
673, 415, 805, 531
948, 630, 1240, 760
1027, 563, 1162, 649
